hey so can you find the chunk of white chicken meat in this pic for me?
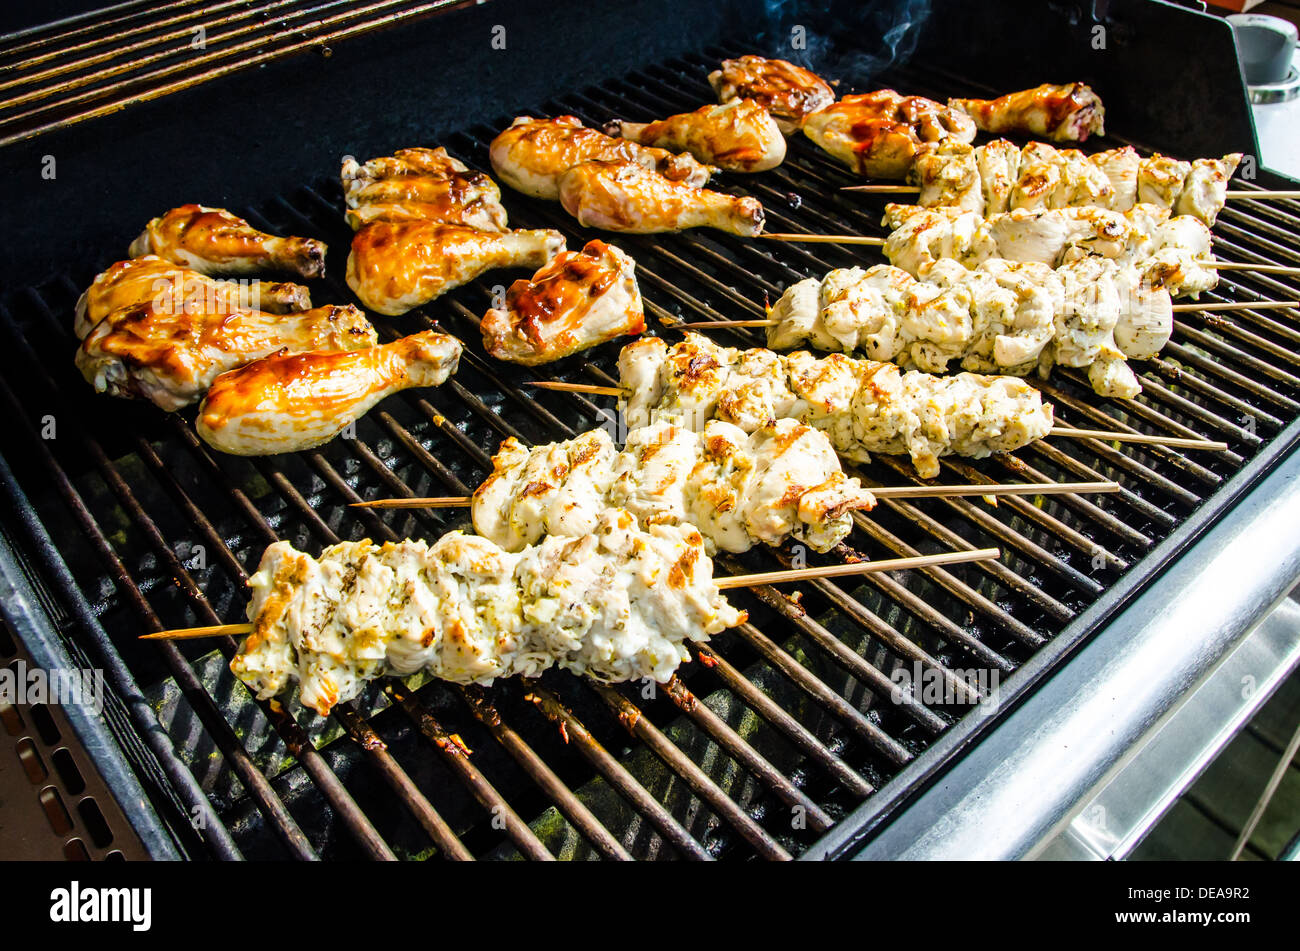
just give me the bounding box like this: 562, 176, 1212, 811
230, 510, 746, 714
910, 141, 984, 214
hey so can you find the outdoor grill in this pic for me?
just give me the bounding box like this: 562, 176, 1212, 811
2, 0, 1299, 861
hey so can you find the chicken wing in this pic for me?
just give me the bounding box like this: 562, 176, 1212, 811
341, 147, 508, 232
76, 300, 376, 412
606, 99, 786, 173
802, 91, 977, 179
949, 82, 1105, 143
346, 220, 565, 316
707, 55, 835, 134
75, 255, 312, 339
489, 115, 712, 200
481, 239, 644, 365
557, 159, 764, 236
129, 205, 327, 279
195, 330, 462, 455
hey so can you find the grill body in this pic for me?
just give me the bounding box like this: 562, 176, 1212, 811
1, 0, 1298, 860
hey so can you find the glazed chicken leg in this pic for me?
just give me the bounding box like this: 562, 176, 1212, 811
707, 55, 836, 134
75, 255, 312, 339
489, 115, 713, 200
76, 301, 376, 411
195, 330, 463, 455
606, 99, 786, 173
346, 220, 565, 316
341, 146, 508, 232
950, 82, 1106, 143
129, 205, 327, 279
480, 239, 645, 365
803, 90, 977, 179
557, 160, 765, 236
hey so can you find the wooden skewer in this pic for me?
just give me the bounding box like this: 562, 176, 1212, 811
527, 383, 1229, 451
840, 184, 921, 194
140, 547, 1004, 640
529, 381, 624, 395
1223, 190, 1300, 199
351, 496, 473, 509
759, 233, 886, 246
677, 318, 777, 329
1170, 300, 1300, 313
1051, 426, 1228, 451
716, 547, 999, 589
870, 480, 1118, 499
140, 623, 251, 640
679, 299, 1300, 329
1201, 262, 1300, 275
347, 481, 1120, 510
839, 186, 1300, 201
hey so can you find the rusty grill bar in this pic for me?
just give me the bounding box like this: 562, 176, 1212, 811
2, 37, 1299, 860
0, 0, 472, 148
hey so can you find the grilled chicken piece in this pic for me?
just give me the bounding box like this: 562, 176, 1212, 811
557, 159, 764, 235
1010, 142, 1113, 211
707, 55, 835, 134
802, 91, 977, 179
1174, 154, 1242, 224
1090, 145, 1141, 209
1136, 154, 1192, 208
196, 330, 462, 455
341, 147, 508, 232
489, 115, 712, 200
974, 139, 1022, 215
129, 205, 327, 279
346, 220, 565, 316
481, 239, 644, 365
911, 140, 983, 213
75, 256, 311, 339
76, 301, 376, 412
950, 82, 1105, 143
606, 99, 786, 173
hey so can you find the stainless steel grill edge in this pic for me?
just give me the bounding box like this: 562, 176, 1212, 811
1, 0, 1297, 860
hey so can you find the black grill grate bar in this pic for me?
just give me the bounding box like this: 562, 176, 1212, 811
132, 429, 476, 859
0, 0, 470, 148
0, 0, 194, 58
0, 356, 320, 858
693, 643, 875, 796
0, 0, 300, 104
589, 681, 793, 860
523, 685, 716, 860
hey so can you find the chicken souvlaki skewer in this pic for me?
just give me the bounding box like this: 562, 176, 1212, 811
531, 334, 1227, 474
843, 140, 1253, 227
143, 509, 998, 716
353, 423, 1119, 528
752, 244, 1286, 398
692, 258, 1298, 398
778, 201, 1300, 294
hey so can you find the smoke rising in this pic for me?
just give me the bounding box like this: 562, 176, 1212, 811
755, 0, 933, 88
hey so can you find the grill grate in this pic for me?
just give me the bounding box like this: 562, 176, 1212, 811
2, 42, 1299, 860
0, 0, 472, 148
